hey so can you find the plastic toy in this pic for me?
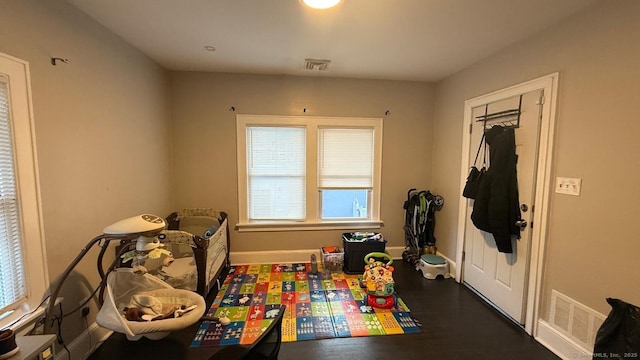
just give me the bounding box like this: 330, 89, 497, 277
361, 252, 397, 309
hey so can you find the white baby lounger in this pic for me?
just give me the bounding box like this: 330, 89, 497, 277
96, 268, 206, 340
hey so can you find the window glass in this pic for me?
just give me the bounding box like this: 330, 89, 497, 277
320, 189, 368, 219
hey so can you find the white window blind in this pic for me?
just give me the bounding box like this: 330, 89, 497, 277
0, 76, 27, 315
319, 128, 374, 188
247, 126, 306, 220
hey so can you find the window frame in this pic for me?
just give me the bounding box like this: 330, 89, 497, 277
0, 52, 48, 330
236, 115, 383, 232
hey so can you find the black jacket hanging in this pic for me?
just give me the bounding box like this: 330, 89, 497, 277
471, 126, 522, 253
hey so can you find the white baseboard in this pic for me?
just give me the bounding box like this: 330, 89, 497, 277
55, 323, 112, 360
229, 246, 457, 279
230, 249, 320, 264
536, 320, 593, 360
385, 246, 405, 260
230, 246, 410, 265
435, 251, 457, 280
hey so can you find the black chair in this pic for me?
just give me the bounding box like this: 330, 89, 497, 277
209, 305, 286, 360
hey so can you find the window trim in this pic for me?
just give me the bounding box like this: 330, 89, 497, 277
236, 115, 383, 232
0, 52, 48, 330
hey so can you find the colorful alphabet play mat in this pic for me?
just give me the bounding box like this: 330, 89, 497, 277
190, 263, 421, 347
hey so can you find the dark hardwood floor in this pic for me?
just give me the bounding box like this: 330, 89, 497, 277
88, 261, 559, 360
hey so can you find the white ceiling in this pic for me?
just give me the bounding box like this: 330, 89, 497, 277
67, 0, 598, 82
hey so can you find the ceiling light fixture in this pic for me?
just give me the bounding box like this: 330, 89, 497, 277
301, 0, 343, 10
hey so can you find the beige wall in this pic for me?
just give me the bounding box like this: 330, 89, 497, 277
0, 0, 172, 339
169, 72, 434, 253
432, 0, 640, 319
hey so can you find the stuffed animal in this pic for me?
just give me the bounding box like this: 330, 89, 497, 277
123, 293, 197, 321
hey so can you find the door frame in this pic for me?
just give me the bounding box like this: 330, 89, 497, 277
454, 73, 559, 335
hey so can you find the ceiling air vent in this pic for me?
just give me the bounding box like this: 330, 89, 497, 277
304, 58, 331, 71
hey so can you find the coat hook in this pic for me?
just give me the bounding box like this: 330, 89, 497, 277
384, 110, 391, 116
303, 108, 307, 113
51, 57, 69, 66
229, 106, 236, 112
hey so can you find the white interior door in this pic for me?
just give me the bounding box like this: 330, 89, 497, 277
462, 89, 542, 324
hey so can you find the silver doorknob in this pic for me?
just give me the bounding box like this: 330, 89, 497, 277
515, 220, 528, 230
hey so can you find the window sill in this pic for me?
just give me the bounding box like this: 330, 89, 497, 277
1, 297, 62, 334
235, 220, 384, 233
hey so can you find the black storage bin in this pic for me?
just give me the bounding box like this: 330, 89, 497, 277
342, 232, 386, 274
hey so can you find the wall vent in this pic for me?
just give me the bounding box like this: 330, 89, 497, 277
549, 290, 606, 349
304, 58, 331, 71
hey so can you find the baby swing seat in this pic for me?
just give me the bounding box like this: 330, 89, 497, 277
96, 268, 206, 340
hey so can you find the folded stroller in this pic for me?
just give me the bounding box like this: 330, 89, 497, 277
402, 188, 444, 265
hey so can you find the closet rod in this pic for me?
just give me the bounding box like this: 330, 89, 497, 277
475, 108, 521, 122
476, 94, 523, 123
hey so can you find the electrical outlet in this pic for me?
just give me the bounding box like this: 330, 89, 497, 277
555, 177, 581, 196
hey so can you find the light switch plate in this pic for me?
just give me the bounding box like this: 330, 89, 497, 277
555, 177, 581, 196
